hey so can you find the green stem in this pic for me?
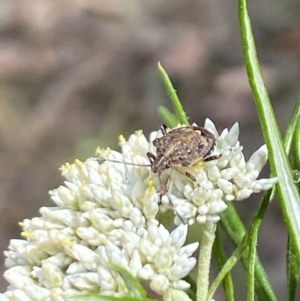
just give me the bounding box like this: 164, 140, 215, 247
213, 227, 235, 301
207, 234, 248, 299
196, 222, 216, 301
247, 223, 257, 301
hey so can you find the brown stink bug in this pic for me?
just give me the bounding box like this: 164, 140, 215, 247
147, 124, 221, 174
98, 124, 221, 223
98, 124, 221, 173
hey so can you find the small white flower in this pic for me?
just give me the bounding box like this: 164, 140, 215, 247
150, 274, 170, 294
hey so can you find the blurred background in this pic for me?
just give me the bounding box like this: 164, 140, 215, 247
0, 0, 299, 299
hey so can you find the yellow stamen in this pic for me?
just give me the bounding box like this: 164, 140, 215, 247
148, 180, 155, 192
60, 162, 71, 172
61, 239, 74, 248
195, 161, 203, 170
21, 231, 33, 239
135, 130, 143, 135
118, 135, 126, 144
75, 159, 83, 168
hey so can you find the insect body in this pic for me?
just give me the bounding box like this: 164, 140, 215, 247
147, 125, 220, 174
99, 124, 220, 173
98, 124, 221, 224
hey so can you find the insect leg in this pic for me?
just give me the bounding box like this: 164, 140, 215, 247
160, 124, 168, 135
203, 153, 222, 162
147, 152, 156, 164
159, 175, 185, 224
185, 172, 196, 181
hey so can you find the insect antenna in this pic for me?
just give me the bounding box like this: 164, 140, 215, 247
95, 157, 151, 168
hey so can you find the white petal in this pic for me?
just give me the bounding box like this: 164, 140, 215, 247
176, 203, 197, 219
236, 188, 253, 200
207, 166, 221, 182
169, 225, 188, 249
204, 118, 219, 138
206, 215, 221, 223
66, 262, 86, 274
208, 200, 227, 214
129, 249, 143, 275
225, 122, 239, 146
196, 215, 207, 223
217, 178, 233, 194
154, 248, 172, 270
171, 281, 191, 291
42, 260, 64, 286
169, 256, 197, 279
66, 272, 99, 291
138, 264, 155, 280
198, 204, 209, 215
98, 266, 117, 292
252, 178, 278, 192
62, 242, 100, 270
247, 145, 268, 173
220, 167, 240, 180
24, 284, 50, 300
6, 290, 31, 301
0, 293, 10, 301
150, 274, 170, 294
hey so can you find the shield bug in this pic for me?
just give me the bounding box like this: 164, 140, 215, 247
146, 124, 221, 174
98, 124, 221, 223
98, 124, 221, 173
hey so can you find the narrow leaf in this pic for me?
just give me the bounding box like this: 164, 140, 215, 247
110, 264, 147, 298
68, 293, 157, 301
221, 203, 277, 301
238, 0, 300, 259
158, 105, 180, 128
158, 62, 189, 125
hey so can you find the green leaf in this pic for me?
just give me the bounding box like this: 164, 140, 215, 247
183, 275, 197, 301
68, 292, 157, 301
158, 106, 180, 128
238, 0, 300, 261
292, 111, 300, 172
218, 94, 300, 301
220, 4, 300, 300
284, 97, 300, 153
287, 98, 300, 301
109, 264, 147, 298
209, 189, 278, 300
287, 236, 300, 301
220, 202, 277, 301
158, 62, 189, 125
207, 230, 248, 300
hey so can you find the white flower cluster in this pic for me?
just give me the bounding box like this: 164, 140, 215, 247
0, 119, 277, 301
